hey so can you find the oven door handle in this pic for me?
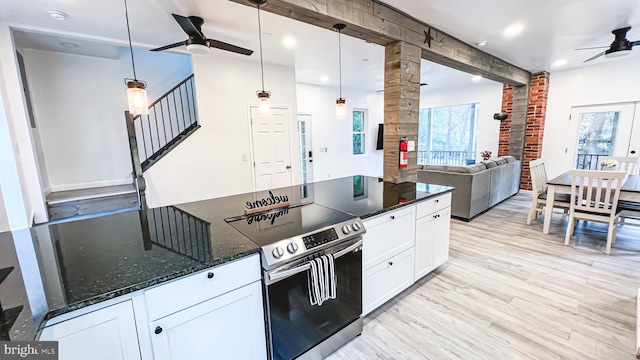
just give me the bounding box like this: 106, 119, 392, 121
267, 239, 363, 283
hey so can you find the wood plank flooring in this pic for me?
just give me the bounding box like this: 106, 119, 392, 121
328, 191, 640, 360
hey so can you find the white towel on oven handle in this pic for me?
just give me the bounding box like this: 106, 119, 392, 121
307, 254, 336, 306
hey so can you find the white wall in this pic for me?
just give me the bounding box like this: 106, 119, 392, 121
420, 82, 504, 163
21, 47, 192, 192
296, 83, 384, 180
0, 23, 48, 227
0, 185, 10, 232
543, 58, 640, 178
144, 54, 299, 207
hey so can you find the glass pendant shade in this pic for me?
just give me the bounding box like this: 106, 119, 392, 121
336, 98, 347, 119
127, 80, 149, 116
258, 91, 271, 116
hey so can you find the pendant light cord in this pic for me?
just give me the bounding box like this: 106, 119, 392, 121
257, 5, 265, 92
124, 0, 137, 80
338, 29, 342, 98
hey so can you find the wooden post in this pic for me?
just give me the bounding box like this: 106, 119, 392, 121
383, 41, 421, 183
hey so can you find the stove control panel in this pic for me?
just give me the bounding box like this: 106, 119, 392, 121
302, 228, 339, 250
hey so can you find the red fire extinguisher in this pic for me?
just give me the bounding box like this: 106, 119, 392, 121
399, 137, 408, 169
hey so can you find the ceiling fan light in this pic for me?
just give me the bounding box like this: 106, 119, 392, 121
605, 49, 632, 58
127, 80, 149, 116
186, 43, 210, 55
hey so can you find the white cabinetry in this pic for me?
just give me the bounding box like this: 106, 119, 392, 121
415, 193, 451, 280
149, 281, 266, 360
362, 205, 415, 315
40, 301, 141, 360
145, 254, 266, 360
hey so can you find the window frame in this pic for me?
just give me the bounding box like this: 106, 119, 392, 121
352, 108, 367, 156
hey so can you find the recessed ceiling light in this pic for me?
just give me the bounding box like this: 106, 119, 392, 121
552, 59, 568, 67
320, 76, 329, 83
503, 23, 524, 37
476, 41, 487, 47
471, 75, 482, 82
48, 10, 68, 21
281, 36, 297, 49
361, 58, 369, 62
59, 42, 78, 48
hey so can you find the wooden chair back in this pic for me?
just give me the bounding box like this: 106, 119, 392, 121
529, 159, 548, 196
600, 156, 640, 175
569, 170, 626, 215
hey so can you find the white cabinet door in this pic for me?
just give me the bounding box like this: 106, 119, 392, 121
39, 301, 141, 360
415, 207, 451, 280
150, 281, 267, 360
433, 208, 451, 269
362, 248, 415, 316
362, 205, 415, 270
414, 213, 436, 280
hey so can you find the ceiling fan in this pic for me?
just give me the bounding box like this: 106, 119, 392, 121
151, 14, 253, 56
577, 26, 640, 63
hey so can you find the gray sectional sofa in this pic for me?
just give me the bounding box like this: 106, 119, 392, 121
417, 156, 521, 220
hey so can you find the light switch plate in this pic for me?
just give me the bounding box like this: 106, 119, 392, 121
320, 147, 328, 152
408, 141, 416, 151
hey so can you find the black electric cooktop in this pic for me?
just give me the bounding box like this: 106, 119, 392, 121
225, 203, 355, 247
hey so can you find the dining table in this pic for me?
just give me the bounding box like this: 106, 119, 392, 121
543, 172, 640, 234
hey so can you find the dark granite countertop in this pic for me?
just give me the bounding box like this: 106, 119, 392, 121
0, 175, 452, 341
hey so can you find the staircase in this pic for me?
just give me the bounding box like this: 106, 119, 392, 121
45, 74, 199, 221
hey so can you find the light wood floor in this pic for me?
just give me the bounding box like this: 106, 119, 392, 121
328, 191, 640, 360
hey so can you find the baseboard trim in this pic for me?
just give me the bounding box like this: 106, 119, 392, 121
50, 179, 132, 192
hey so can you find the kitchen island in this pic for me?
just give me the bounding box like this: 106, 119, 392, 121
0, 175, 452, 359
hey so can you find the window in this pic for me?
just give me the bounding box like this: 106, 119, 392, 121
352, 109, 366, 155
418, 103, 478, 166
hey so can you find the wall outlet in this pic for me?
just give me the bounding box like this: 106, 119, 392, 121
241, 154, 248, 161
408, 141, 415, 151
320, 147, 328, 152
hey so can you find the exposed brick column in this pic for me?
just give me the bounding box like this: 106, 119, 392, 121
498, 71, 549, 190
498, 85, 514, 156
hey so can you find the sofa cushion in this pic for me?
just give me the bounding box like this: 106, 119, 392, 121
503, 156, 517, 163
494, 157, 508, 165
422, 165, 448, 171
482, 160, 498, 168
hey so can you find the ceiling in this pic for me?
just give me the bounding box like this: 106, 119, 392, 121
2, 0, 638, 90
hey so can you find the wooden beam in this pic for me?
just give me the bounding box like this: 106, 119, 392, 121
229, 0, 531, 86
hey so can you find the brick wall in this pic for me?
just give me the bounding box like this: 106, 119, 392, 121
499, 72, 550, 190
498, 85, 514, 157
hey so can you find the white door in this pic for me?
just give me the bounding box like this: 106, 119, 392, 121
297, 114, 314, 184
432, 207, 451, 269
40, 301, 141, 360
150, 281, 267, 360
568, 103, 640, 170
250, 106, 293, 191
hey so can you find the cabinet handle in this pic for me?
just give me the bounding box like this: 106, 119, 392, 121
155, 326, 163, 335
388, 261, 393, 266
390, 215, 395, 220
433, 215, 437, 219
207, 272, 215, 279
435, 199, 439, 203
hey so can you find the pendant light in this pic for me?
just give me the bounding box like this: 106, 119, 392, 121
334, 23, 347, 119
250, 0, 271, 117
123, 0, 148, 116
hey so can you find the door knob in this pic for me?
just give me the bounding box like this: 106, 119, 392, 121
286, 165, 291, 169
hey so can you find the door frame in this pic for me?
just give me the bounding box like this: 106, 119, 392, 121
246, 103, 297, 192
297, 112, 314, 185
566, 102, 638, 170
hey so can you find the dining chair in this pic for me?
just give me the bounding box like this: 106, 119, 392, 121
600, 156, 640, 175
527, 158, 570, 225
564, 170, 626, 254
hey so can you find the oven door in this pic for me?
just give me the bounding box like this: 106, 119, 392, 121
264, 238, 362, 360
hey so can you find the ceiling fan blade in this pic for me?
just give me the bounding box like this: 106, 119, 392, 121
632, 40, 640, 47
150, 40, 188, 52
172, 14, 205, 40
575, 45, 609, 50
583, 51, 606, 63
207, 39, 254, 56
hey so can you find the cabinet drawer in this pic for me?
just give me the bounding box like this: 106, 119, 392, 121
362, 248, 414, 316
416, 193, 451, 219
145, 254, 260, 321
362, 205, 415, 270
